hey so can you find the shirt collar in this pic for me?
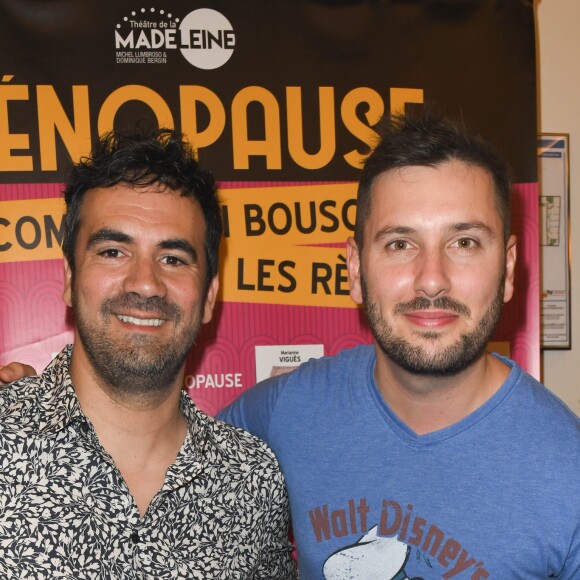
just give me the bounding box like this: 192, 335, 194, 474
38, 346, 214, 476
37, 344, 88, 438
161, 391, 212, 487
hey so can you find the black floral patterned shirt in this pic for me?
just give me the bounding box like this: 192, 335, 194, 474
0, 346, 296, 579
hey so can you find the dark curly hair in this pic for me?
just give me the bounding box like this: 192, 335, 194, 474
62, 128, 221, 292
355, 112, 512, 249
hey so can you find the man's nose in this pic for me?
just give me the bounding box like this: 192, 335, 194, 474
122, 257, 167, 299
413, 247, 451, 299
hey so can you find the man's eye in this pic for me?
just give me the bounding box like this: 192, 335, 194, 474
98, 249, 121, 258
387, 240, 411, 251
161, 256, 186, 266
455, 238, 477, 249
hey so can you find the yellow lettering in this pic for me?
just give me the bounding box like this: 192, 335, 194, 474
0, 82, 426, 174
389, 87, 424, 115
37, 85, 91, 170
231, 86, 281, 170
286, 86, 336, 170
0, 83, 33, 171
341, 87, 383, 169
0, 198, 66, 264
97, 85, 174, 134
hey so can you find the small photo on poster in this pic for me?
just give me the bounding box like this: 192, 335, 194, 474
255, 345, 325, 383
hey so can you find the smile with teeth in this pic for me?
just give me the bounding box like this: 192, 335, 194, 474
116, 314, 165, 327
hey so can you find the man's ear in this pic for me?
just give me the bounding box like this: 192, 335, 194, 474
202, 275, 220, 324
346, 237, 363, 305
62, 257, 73, 308
503, 235, 517, 304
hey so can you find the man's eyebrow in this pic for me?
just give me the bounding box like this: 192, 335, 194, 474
375, 226, 417, 241
374, 223, 495, 241
449, 222, 494, 235
158, 238, 198, 262
86, 228, 133, 249
85, 230, 198, 261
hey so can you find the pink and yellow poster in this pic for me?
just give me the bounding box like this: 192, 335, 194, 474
0, 0, 538, 414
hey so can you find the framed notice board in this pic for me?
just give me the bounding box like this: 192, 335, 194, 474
538, 134, 571, 349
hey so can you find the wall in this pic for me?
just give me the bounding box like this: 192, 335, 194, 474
537, 0, 580, 414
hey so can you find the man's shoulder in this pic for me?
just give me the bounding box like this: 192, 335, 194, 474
217, 344, 374, 435
0, 374, 47, 416
0, 375, 51, 455
193, 401, 284, 471
515, 365, 578, 418
217, 416, 281, 464
0, 348, 74, 434
507, 362, 580, 445
265, 342, 375, 404
200, 409, 291, 503
260, 343, 374, 393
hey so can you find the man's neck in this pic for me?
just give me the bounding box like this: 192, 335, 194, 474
69, 346, 188, 517
374, 348, 511, 436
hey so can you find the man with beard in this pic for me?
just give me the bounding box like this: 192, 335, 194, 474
218, 113, 580, 578
0, 129, 295, 578
4, 114, 580, 579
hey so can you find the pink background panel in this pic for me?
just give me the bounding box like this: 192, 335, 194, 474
1, 182, 539, 416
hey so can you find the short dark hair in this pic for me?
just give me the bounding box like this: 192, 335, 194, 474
62, 128, 222, 291
355, 112, 512, 248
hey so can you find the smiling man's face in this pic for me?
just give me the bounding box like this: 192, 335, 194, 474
347, 160, 516, 377
63, 183, 218, 396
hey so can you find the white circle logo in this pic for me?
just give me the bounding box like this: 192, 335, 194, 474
179, 9, 235, 70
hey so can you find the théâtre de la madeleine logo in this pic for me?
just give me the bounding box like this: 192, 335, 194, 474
114, 7, 235, 70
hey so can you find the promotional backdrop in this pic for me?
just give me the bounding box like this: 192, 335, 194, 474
0, 0, 538, 415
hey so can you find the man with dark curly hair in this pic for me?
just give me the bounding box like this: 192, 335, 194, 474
0, 129, 295, 579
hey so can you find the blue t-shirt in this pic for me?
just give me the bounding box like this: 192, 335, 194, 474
219, 345, 580, 579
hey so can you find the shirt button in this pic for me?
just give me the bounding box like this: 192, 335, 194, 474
131, 531, 140, 543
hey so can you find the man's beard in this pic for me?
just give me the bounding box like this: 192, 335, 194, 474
362, 277, 505, 377
74, 292, 202, 398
